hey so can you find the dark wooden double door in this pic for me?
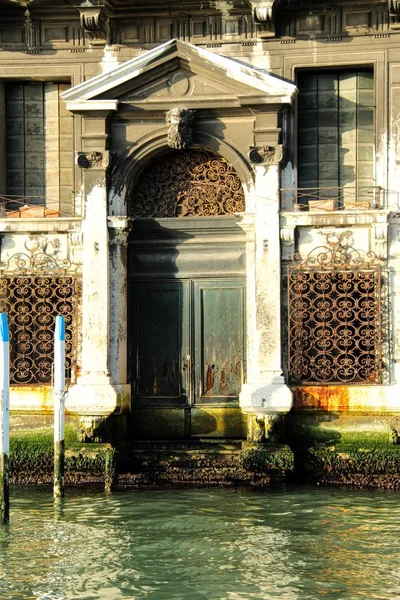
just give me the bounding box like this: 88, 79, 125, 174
129, 278, 245, 406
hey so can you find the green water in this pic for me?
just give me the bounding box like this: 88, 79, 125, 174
0, 485, 399, 600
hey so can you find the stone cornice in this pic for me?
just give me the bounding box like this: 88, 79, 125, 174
61, 39, 297, 106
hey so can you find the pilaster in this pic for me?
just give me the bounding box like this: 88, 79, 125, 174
239, 157, 292, 417
67, 116, 130, 416
108, 217, 131, 390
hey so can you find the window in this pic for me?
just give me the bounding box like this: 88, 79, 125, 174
0, 274, 79, 385
297, 69, 375, 206
4, 82, 73, 215
287, 242, 384, 385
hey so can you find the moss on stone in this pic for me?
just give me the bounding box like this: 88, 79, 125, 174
240, 444, 294, 476
8, 428, 111, 484
293, 444, 400, 488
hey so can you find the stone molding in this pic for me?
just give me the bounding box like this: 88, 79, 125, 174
280, 226, 296, 260
68, 231, 84, 266
373, 222, 389, 259
108, 218, 131, 248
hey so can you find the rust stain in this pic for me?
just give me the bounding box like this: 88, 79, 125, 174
205, 363, 214, 393
293, 386, 350, 412
10, 385, 57, 414
153, 376, 159, 395
220, 369, 227, 391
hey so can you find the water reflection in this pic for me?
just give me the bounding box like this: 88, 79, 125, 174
0, 486, 399, 599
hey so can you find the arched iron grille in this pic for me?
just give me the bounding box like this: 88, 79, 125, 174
288, 240, 384, 385
129, 149, 245, 217
0, 239, 80, 385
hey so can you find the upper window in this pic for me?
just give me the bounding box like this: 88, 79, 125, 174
297, 69, 375, 207
4, 82, 73, 216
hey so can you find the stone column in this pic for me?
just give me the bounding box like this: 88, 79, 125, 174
239, 145, 292, 426
67, 125, 130, 419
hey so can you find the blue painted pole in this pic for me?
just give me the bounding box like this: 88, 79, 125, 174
53, 316, 65, 499
0, 313, 10, 524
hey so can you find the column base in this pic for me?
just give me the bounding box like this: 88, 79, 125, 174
240, 380, 292, 415
67, 379, 131, 416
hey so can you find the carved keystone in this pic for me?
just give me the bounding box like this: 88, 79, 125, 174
166, 108, 195, 150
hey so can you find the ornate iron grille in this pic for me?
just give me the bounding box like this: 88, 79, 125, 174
130, 149, 245, 217
0, 238, 80, 385
288, 236, 384, 385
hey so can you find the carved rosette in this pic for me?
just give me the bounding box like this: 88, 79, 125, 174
76, 151, 110, 170
166, 108, 195, 150
249, 145, 284, 166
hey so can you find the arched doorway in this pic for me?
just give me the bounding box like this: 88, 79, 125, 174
127, 149, 247, 437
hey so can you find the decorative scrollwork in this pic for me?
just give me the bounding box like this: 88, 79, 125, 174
129, 149, 245, 218
291, 231, 382, 271
288, 238, 385, 385
76, 151, 110, 170
249, 145, 284, 165
0, 237, 80, 385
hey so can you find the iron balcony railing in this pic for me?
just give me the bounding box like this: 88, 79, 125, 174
280, 186, 383, 211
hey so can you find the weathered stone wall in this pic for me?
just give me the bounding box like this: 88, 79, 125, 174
0, 2, 399, 470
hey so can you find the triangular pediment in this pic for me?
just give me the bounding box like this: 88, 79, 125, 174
62, 39, 297, 113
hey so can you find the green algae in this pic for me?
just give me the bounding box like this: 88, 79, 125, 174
240, 444, 294, 476
8, 428, 110, 485
299, 445, 400, 488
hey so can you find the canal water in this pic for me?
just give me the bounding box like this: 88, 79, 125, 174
0, 485, 399, 600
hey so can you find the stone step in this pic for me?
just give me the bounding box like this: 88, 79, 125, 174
115, 440, 294, 487
124, 439, 243, 452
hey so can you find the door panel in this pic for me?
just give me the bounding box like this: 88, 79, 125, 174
130, 280, 189, 405
193, 280, 245, 404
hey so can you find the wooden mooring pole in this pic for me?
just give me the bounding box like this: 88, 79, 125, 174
0, 313, 10, 524
53, 316, 65, 499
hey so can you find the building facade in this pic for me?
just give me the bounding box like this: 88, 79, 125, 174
0, 0, 400, 449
